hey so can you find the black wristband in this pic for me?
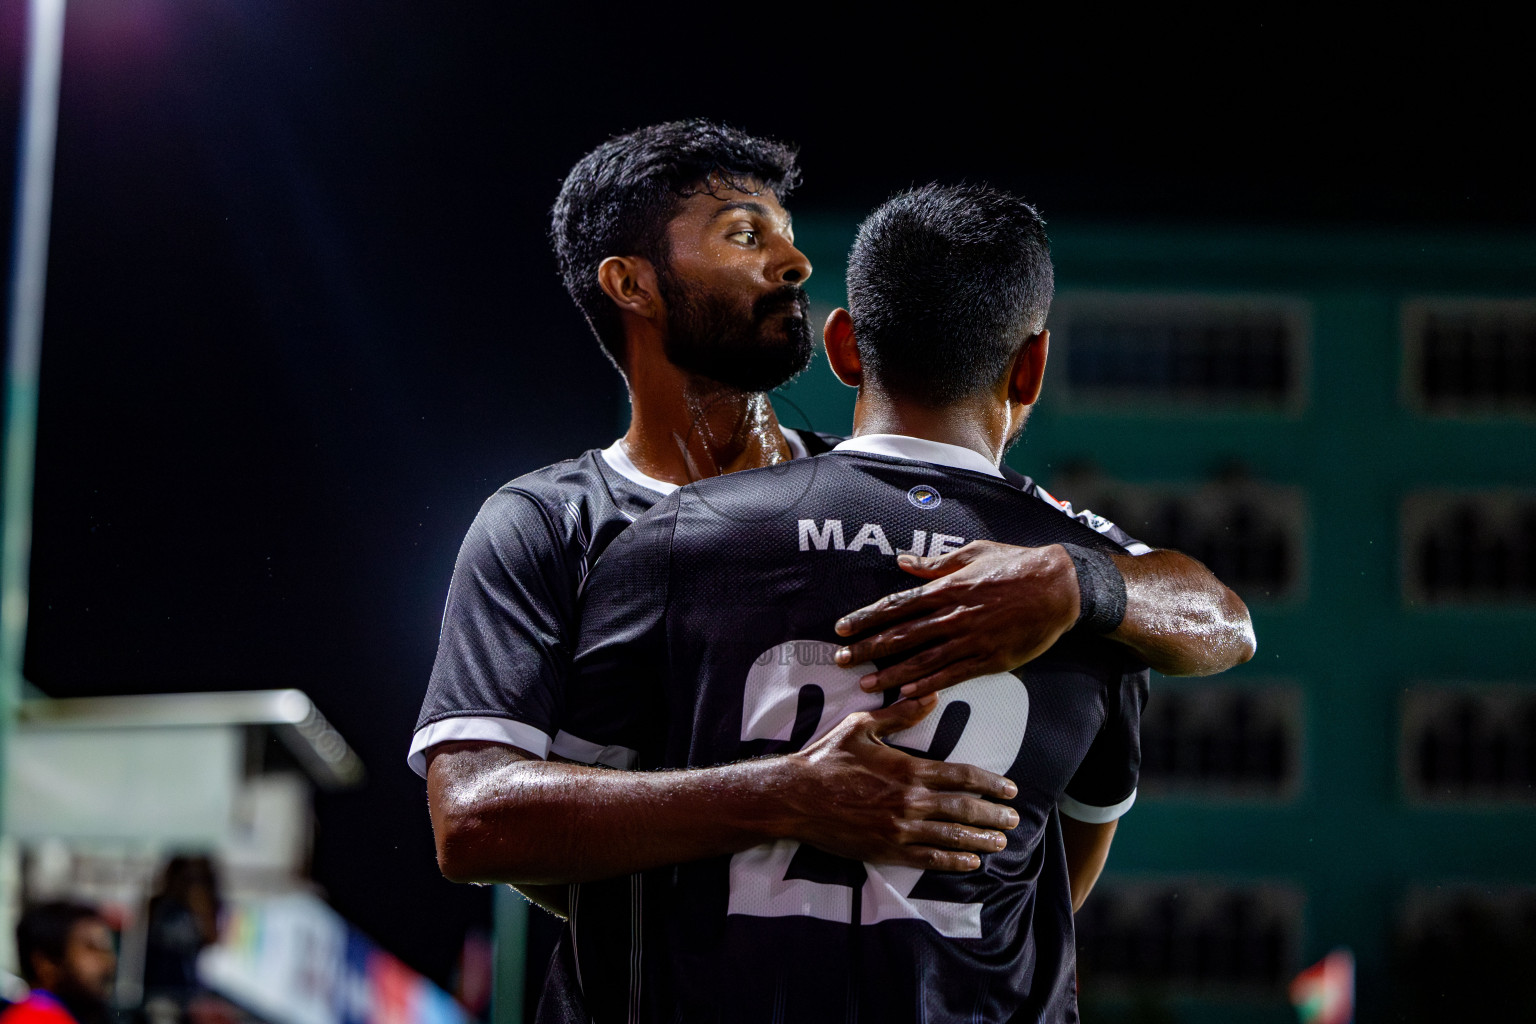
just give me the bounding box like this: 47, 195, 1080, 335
1061, 543, 1128, 635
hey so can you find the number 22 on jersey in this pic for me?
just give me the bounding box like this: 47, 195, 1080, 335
727, 640, 1028, 939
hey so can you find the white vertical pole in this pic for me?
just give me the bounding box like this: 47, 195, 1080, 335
3, 0, 68, 825
0, 0, 67, 980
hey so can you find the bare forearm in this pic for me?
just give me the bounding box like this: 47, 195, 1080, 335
1060, 816, 1117, 913
428, 703, 1017, 889
831, 539, 1256, 698
1111, 550, 1255, 676
432, 753, 787, 885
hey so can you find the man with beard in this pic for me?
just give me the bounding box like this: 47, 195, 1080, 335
3, 903, 116, 1024
411, 122, 1253, 1019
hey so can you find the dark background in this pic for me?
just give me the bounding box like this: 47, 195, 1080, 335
1, 2, 1528, 988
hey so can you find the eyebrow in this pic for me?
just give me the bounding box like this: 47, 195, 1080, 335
709, 200, 793, 231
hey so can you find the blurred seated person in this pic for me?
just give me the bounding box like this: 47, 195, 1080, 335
2, 902, 115, 1024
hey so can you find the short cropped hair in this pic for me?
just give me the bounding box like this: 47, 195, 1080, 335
16, 900, 102, 984
550, 120, 802, 369
845, 183, 1054, 407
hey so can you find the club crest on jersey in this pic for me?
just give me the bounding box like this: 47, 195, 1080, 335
907, 484, 942, 509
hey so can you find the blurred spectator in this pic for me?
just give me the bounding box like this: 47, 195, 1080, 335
2, 902, 116, 1024
142, 858, 220, 1005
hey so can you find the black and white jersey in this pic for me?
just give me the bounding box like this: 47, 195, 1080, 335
564, 435, 1149, 1024
408, 431, 839, 774
409, 430, 1147, 1024
409, 434, 1144, 776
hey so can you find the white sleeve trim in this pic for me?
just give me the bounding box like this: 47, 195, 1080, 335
1060, 788, 1138, 824
1124, 541, 1154, 556
406, 716, 554, 778
550, 730, 639, 770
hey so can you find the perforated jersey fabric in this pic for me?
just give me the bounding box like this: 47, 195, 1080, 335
565, 449, 1149, 1024
410, 434, 1141, 776
412, 431, 839, 1024
412, 449, 659, 759
411, 432, 1146, 1023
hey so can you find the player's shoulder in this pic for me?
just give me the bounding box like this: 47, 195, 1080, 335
460, 449, 643, 557
488, 450, 612, 508
824, 451, 1134, 553
1006, 473, 1151, 555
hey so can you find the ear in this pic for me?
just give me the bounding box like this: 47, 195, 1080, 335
823, 308, 863, 387
29, 950, 57, 990
596, 255, 661, 320
1008, 329, 1049, 407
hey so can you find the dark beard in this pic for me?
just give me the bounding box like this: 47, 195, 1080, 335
659, 277, 813, 392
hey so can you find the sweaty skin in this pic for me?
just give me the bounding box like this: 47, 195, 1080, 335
833, 541, 1254, 698
820, 307, 1255, 696
812, 305, 1252, 912
1060, 817, 1117, 912
427, 186, 1251, 917
428, 186, 1021, 910
428, 696, 1019, 901
608, 185, 806, 486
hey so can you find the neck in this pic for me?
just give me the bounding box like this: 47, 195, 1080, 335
850, 385, 1015, 467
621, 351, 790, 485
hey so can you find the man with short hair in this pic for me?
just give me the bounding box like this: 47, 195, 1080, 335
3, 902, 116, 1024
564, 182, 1150, 1022
412, 121, 1253, 1018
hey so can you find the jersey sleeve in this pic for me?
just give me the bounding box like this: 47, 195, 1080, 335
1001, 466, 1152, 555
1060, 665, 1149, 823
408, 489, 576, 775
558, 493, 680, 769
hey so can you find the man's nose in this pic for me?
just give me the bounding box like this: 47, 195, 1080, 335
774, 240, 812, 286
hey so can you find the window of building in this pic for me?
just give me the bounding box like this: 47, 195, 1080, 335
1402, 492, 1536, 605
1394, 886, 1536, 1020
1051, 292, 1309, 411
1400, 684, 1536, 804
1075, 879, 1301, 993
1403, 299, 1536, 416
1140, 682, 1302, 800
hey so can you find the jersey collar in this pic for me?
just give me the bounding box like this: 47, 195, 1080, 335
600, 429, 813, 497
831, 433, 1004, 479
600, 440, 678, 496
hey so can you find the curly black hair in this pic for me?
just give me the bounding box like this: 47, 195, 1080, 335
846, 183, 1054, 407
550, 120, 801, 369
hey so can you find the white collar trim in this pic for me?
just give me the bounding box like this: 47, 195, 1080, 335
832, 433, 1004, 479
599, 440, 677, 496
600, 428, 811, 496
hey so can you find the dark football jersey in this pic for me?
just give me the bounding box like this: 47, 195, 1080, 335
410, 431, 1147, 1024
409, 435, 1144, 775
410, 431, 836, 1024
564, 437, 1149, 1024
409, 432, 841, 773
